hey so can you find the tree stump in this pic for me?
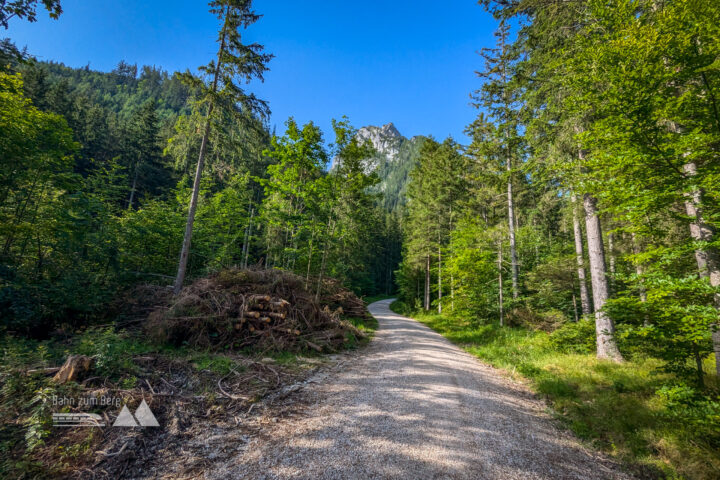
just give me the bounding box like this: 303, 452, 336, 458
52, 355, 94, 384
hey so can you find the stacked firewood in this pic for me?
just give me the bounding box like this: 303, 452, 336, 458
236, 294, 300, 336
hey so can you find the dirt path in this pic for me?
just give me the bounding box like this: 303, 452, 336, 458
211, 299, 631, 479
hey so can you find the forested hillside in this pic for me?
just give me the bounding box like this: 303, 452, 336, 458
1, 48, 404, 336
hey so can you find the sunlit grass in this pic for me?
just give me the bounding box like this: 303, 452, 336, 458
397, 306, 720, 480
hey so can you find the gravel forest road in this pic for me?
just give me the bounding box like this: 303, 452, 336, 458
219, 299, 631, 480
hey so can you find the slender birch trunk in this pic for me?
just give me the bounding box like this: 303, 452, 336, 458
584, 193, 623, 362
572, 193, 592, 315
315, 219, 336, 302
305, 217, 315, 290
173, 8, 229, 294
450, 272, 455, 312
240, 202, 251, 266
127, 161, 139, 210
630, 232, 648, 304
572, 292, 579, 322
608, 232, 616, 293
242, 206, 254, 269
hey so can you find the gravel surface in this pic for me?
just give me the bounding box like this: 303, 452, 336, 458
214, 299, 632, 480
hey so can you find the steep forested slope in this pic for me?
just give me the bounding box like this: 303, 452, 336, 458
352, 122, 426, 212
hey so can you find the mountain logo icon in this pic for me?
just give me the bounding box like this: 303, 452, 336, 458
112, 400, 159, 427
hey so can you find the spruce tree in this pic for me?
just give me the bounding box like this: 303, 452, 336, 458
173, 0, 272, 294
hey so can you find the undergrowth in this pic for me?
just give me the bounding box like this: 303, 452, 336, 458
0, 298, 377, 479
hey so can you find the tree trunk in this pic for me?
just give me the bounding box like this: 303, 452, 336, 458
424, 254, 431, 311
584, 193, 623, 362
572, 291, 579, 322
498, 242, 504, 326
315, 219, 335, 302
305, 218, 315, 289
127, 162, 139, 210
416, 272, 420, 304
608, 232, 616, 293
683, 162, 720, 376
507, 161, 519, 300
437, 246, 442, 314
242, 206, 254, 269
173, 8, 229, 295
572, 193, 592, 315
450, 272, 455, 312
630, 232, 648, 304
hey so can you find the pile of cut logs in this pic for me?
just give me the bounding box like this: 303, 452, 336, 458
236, 294, 300, 336
331, 292, 367, 318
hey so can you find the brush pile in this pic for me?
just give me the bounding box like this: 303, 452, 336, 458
316, 277, 368, 318
145, 268, 367, 352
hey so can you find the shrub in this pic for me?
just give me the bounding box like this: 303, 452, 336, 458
549, 319, 596, 354
75, 327, 149, 378
656, 384, 720, 448
507, 307, 567, 332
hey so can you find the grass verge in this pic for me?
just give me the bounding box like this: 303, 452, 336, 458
390, 301, 720, 480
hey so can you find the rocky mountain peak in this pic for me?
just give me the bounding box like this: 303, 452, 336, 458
356, 122, 405, 162
380, 122, 402, 138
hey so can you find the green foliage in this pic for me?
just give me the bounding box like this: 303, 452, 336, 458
0, 0, 62, 29
407, 307, 720, 479
75, 327, 151, 378
398, 137, 468, 311
23, 386, 54, 451
656, 384, 720, 449
190, 352, 243, 375
550, 319, 596, 355
258, 117, 381, 294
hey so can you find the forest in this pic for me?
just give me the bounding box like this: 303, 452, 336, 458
0, 21, 400, 338
393, 0, 720, 477
1, 0, 719, 479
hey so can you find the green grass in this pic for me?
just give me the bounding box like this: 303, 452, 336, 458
344, 315, 379, 348
393, 303, 720, 480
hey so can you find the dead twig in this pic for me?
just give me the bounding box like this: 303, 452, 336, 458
96, 441, 128, 457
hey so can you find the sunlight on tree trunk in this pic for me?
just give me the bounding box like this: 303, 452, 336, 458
683, 162, 720, 376
584, 194, 623, 362
572, 193, 592, 315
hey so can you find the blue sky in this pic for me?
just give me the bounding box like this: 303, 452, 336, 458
6, 0, 496, 143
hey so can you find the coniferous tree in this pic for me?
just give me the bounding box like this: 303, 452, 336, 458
173, 0, 272, 294
473, 20, 522, 302
124, 99, 168, 209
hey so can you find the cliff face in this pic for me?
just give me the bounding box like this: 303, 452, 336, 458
356, 123, 425, 212
331, 122, 425, 211
356, 123, 404, 162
